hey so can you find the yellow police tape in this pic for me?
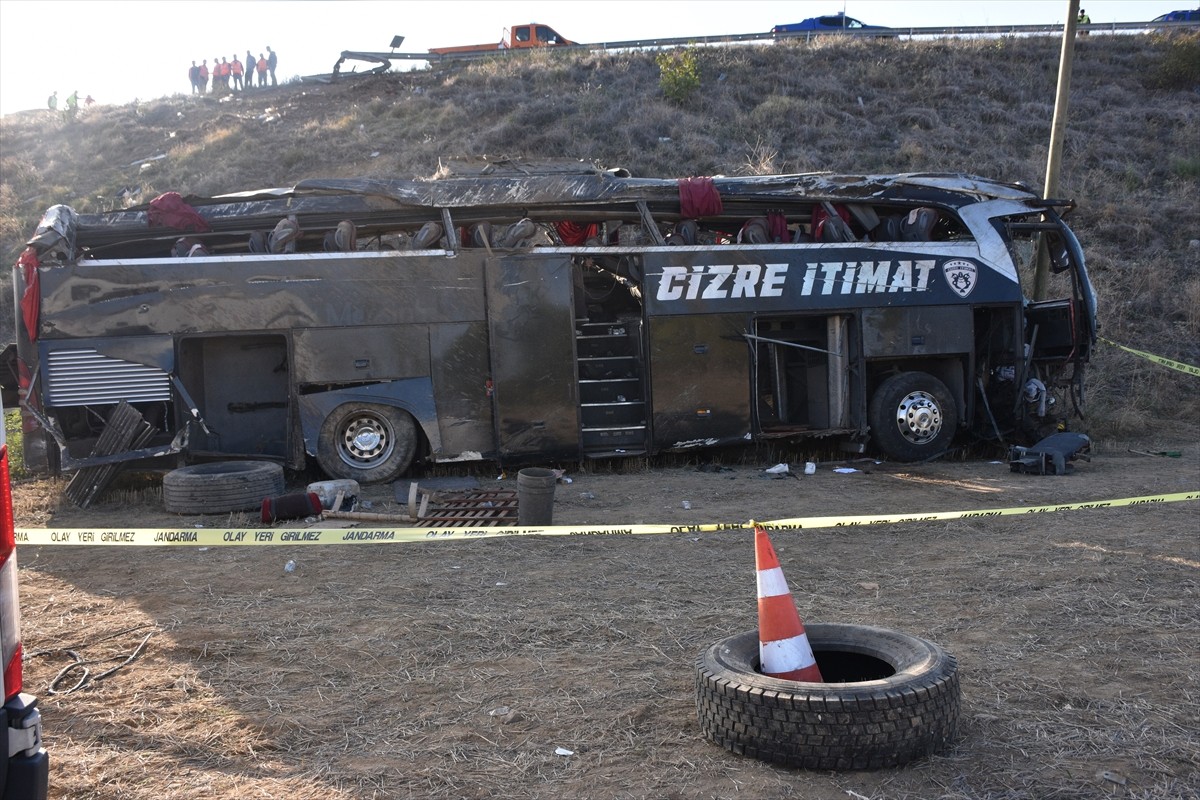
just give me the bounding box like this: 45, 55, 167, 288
1100, 337, 1200, 377
15, 491, 1199, 547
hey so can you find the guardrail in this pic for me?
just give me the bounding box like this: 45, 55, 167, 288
311, 19, 1200, 81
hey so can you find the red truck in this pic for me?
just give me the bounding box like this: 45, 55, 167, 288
429, 23, 575, 55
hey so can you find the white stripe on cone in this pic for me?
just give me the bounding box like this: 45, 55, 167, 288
760, 633, 820, 675
757, 565, 789, 598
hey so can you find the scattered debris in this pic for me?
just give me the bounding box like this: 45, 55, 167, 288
64, 401, 157, 508
1009, 432, 1091, 475
327, 481, 518, 527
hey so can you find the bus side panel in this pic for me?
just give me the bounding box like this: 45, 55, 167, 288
485, 255, 579, 460
430, 321, 496, 459
648, 314, 751, 449
35, 253, 484, 337
861, 306, 974, 358
293, 325, 431, 384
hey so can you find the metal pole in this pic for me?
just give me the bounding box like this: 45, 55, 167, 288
1034, 0, 1080, 300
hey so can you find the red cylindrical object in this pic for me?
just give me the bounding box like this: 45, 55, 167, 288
261, 492, 322, 523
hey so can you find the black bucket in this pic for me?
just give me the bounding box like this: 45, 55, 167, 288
517, 468, 557, 526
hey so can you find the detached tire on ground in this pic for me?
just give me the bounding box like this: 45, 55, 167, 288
696, 624, 960, 771
162, 461, 285, 514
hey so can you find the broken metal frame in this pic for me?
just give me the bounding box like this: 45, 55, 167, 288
21, 366, 199, 472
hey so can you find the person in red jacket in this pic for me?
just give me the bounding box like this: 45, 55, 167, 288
256, 53, 269, 87
198, 60, 209, 93
231, 55, 244, 91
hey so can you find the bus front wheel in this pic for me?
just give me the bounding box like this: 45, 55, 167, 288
869, 371, 957, 461
317, 403, 417, 484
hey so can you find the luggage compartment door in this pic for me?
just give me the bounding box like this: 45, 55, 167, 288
648, 314, 751, 449
177, 334, 290, 459
485, 254, 580, 460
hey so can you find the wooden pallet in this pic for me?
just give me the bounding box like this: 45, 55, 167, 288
406, 483, 519, 527
322, 481, 518, 527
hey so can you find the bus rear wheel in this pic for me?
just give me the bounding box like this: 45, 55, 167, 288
317, 403, 417, 484
869, 371, 957, 461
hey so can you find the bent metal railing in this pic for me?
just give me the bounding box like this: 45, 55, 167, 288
309, 19, 1200, 80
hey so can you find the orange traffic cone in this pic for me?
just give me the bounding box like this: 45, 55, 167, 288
755, 526, 824, 682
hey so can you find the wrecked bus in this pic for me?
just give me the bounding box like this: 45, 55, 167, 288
7, 160, 1096, 484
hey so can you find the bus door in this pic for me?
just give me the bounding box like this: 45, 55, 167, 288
648, 313, 752, 450
485, 254, 580, 460
177, 334, 291, 459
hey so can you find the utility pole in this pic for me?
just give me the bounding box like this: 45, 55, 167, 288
1035, 0, 1081, 300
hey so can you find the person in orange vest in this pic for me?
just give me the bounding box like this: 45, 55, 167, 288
230, 55, 244, 91
256, 53, 269, 87
198, 60, 209, 93
219, 57, 231, 91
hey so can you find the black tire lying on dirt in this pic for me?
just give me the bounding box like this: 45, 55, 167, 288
162, 461, 285, 514
696, 624, 960, 770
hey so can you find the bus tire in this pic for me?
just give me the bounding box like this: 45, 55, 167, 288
317, 403, 417, 484
162, 460, 285, 514
696, 625, 960, 770
869, 371, 957, 461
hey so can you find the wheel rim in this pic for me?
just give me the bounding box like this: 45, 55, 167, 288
893, 390, 943, 445
337, 412, 395, 469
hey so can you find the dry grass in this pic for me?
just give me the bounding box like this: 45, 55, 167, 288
14, 436, 1200, 798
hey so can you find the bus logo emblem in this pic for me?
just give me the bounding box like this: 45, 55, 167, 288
943, 260, 978, 298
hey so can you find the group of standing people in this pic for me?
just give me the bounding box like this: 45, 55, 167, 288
46, 89, 94, 121
188, 47, 277, 95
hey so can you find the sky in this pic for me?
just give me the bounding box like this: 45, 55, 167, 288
0, 0, 1188, 117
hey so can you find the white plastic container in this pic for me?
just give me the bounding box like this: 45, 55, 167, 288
307, 479, 360, 509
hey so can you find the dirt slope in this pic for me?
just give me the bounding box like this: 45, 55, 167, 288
14, 430, 1200, 799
